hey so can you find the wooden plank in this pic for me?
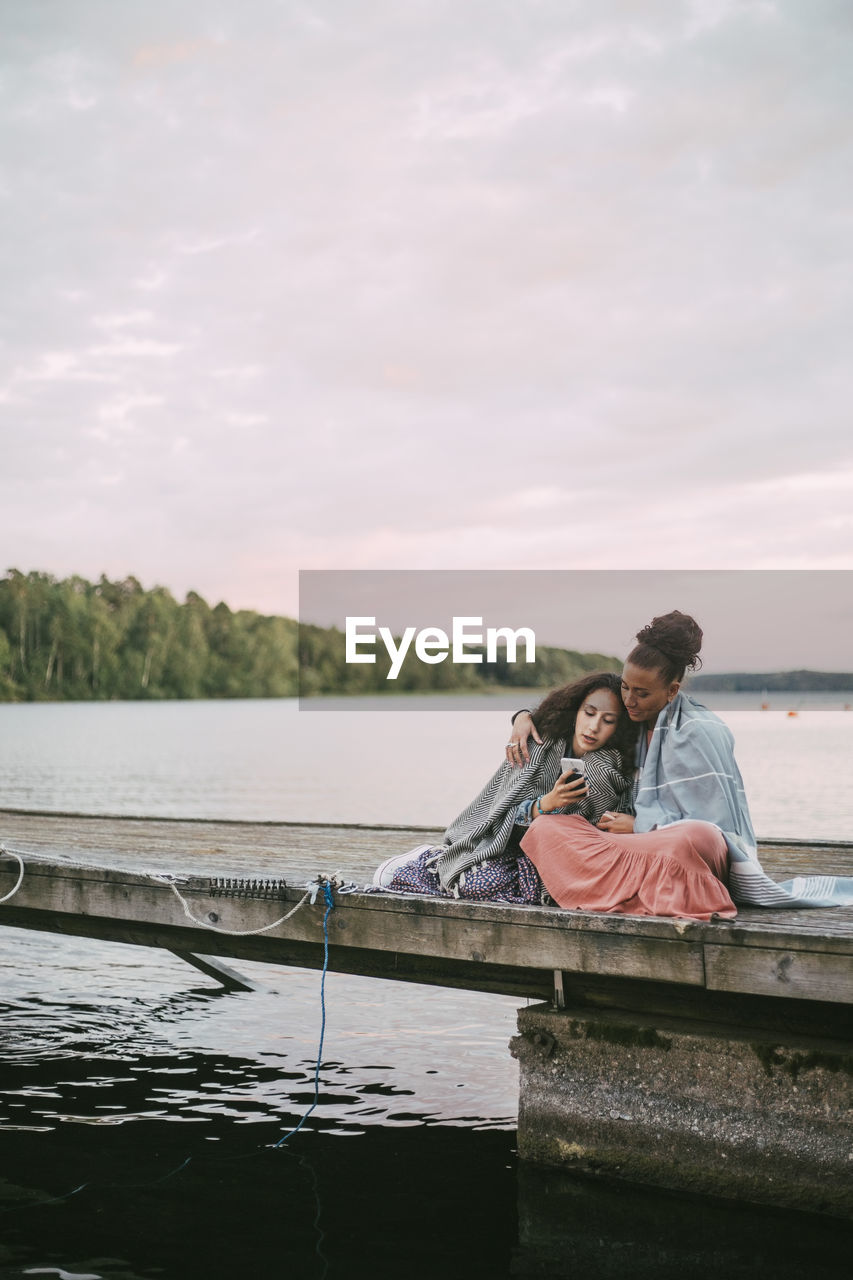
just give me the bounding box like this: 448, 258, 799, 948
3, 848, 853, 950
8, 899, 851, 1035
0, 856, 706, 987
1, 894, 557, 999
0, 808, 851, 938
539, 970, 852, 1040
332, 898, 707, 984
3, 813, 853, 953
705, 943, 853, 1006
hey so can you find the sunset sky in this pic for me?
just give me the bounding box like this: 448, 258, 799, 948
2, 1, 852, 666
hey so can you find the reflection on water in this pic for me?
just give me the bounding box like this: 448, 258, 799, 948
1, 1046, 851, 1279
1, 1112, 520, 1280
515, 1165, 853, 1280
0, 930, 525, 1278
0, 932, 521, 1132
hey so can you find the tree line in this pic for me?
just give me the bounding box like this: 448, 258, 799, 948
0, 570, 619, 701
0, 570, 298, 700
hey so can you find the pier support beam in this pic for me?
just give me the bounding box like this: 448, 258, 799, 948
168, 950, 259, 992
510, 1001, 853, 1219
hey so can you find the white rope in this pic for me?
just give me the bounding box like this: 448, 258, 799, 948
0, 844, 356, 933
0, 846, 25, 904
158, 876, 314, 936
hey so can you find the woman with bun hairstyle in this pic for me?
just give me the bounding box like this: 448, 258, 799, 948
512, 610, 853, 916
372, 671, 636, 904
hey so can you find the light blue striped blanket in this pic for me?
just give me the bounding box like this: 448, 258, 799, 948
634, 692, 853, 908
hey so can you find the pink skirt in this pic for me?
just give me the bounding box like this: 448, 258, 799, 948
520, 816, 736, 921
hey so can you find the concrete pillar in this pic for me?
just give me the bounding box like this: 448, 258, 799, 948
510, 1001, 853, 1219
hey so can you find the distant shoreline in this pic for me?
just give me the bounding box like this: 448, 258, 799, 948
3, 674, 852, 705
1, 686, 851, 708
689, 670, 853, 693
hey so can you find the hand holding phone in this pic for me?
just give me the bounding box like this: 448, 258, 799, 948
560, 756, 585, 781
542, 756, 588, 812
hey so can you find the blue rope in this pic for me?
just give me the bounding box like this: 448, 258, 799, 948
0, 1182, 89, 1215
0, 1154, 195, 1215
272, 881, 334, 1148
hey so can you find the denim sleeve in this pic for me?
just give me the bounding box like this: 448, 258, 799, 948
514, 798, 536, 826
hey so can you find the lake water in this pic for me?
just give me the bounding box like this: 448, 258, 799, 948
1, 692, 852, 837
1, 697, 852, 1278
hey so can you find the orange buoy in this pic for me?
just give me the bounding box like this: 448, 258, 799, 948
787, 710, 798, 718
760, 702, 769, 710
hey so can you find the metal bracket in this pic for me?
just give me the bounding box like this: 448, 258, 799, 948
208, 876, 287, 900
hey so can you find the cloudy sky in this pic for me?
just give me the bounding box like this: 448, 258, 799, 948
2, 1, 852, 656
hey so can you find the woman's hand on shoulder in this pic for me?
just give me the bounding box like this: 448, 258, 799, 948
506, 711, 542, 765
596, 812, 635, 834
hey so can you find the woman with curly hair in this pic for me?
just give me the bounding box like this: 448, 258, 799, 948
372, 670, 637, 904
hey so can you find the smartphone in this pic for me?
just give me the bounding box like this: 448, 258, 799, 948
560, 756, 585, 779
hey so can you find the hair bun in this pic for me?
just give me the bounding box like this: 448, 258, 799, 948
636, 610, 703, 673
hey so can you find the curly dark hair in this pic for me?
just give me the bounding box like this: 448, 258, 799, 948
531, 670, 638, 775
626, 610, 703, 685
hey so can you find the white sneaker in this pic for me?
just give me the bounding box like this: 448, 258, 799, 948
372, 844, 433, 888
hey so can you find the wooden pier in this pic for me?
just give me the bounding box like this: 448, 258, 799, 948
1, 809, 852, 1217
